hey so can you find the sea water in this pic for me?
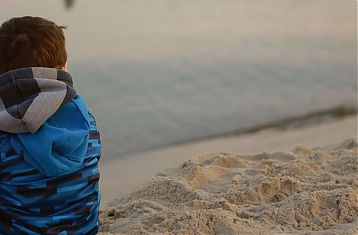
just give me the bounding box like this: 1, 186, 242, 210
1, 0, 356, 161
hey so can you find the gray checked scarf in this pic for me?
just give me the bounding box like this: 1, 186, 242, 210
0, 67, 76, 133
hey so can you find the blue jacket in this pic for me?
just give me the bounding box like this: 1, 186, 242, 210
0, 94, 101, 235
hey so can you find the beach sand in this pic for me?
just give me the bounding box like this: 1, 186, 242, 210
99, 115, 357, 234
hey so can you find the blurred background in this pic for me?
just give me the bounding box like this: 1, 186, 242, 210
1, 0, 356, 163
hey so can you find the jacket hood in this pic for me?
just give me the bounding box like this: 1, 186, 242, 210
0, 67, 91, 177
0, 67, 76, 133
11, 95, 91, 176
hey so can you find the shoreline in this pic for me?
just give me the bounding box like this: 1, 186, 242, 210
102, 106, 356, 163
99, 114, 357, 208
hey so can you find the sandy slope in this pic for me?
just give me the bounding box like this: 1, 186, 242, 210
99, 139, 358, 234
99, 115, 357, 207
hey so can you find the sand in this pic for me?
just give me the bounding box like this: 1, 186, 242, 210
99, 115, 357, 207
98, 138, 358, 234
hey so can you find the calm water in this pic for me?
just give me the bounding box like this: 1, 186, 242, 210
1, 1, 356, 162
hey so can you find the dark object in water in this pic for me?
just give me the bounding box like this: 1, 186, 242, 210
64, 0, 75, 9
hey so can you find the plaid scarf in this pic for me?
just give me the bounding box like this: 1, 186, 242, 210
0, 67, 76, 133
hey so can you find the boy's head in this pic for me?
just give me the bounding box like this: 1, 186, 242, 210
0, 16, 67, 74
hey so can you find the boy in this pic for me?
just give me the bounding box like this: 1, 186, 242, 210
0, 16, 101, 234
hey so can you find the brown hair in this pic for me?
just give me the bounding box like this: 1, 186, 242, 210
0, 16, 67, 74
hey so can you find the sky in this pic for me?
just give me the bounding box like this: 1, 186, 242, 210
0, 0, 355, 65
